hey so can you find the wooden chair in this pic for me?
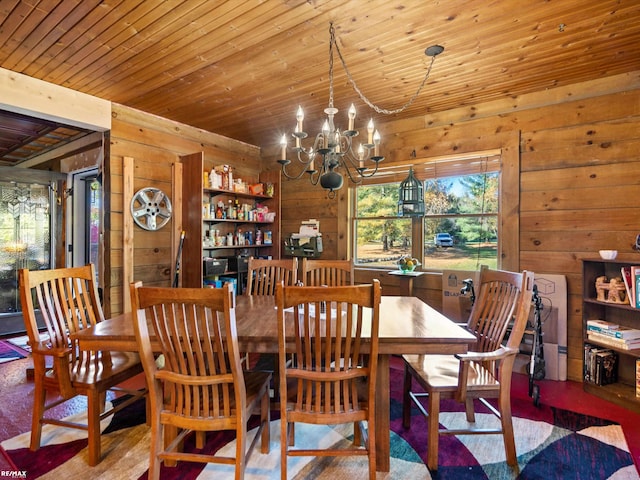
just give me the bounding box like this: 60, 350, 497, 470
245, 257, 298, 381
276, 279, 381, 480
130, 282, 271, 480
246, 257, 298, 295
300, 258, 353, 286
18, 264, 146, 466
401, 267, 535, 472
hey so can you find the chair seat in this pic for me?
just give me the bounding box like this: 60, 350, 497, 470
63, 351, 144, 388
403, 354, 499, 392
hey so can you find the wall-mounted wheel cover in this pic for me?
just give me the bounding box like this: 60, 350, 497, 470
130, 187, 172, 231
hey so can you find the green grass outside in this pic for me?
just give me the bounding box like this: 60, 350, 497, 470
357, 242, 498, 271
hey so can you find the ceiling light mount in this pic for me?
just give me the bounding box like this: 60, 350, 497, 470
425, 45, 445, 57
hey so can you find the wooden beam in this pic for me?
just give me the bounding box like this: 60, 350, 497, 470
0, 67, 111, 131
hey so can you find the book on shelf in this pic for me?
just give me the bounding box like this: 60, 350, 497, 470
586, 320, 640, 340
633, 266, 638, 308
587, 331, 640, 350
621, 266, 634, 307
584, 343, 618, 385
587, 319, 619, 330
595, 350, 618, 385
584, 343, 600, 383
635, 267, 640, 309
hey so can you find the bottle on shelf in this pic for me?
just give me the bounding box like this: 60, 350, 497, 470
210, 168, 219, 189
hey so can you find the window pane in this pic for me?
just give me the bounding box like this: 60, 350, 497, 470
0, 182, 51, 315
424, 173, 499, 215
87, 178, 101, 268
355, 218, 412, 267
356, 184, 399, 217
425, 216, 498, 270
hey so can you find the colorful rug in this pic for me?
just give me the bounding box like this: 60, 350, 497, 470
2, 364, 638, 479
5, 335, 32, 353
0, 340, 27, 364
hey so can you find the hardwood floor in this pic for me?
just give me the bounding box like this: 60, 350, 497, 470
1, 353, 639, 474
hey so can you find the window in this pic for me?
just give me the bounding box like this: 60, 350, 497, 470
353, 153, 500, 271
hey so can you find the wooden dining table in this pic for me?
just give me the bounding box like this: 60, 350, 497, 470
71, 294, 476, 472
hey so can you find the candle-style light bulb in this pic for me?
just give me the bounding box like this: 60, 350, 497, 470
373, 130, 381, 156
358, 143, 364, 168
294, 124, 301, 148
367, 119, 375, 144
280, 134, 287, 160
322, 120, 330, 148
334, 131, 341, 153
296, 106, 304, 132
348, 104, 356, 131
309, 148, 314, 171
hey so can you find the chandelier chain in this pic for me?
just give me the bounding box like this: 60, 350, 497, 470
330, 23, 438, 115
328, 25, 335, 108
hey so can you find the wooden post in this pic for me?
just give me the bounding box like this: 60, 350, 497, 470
123, 156, 134, 312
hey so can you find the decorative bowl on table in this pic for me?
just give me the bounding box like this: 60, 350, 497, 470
397, 256, 421, 272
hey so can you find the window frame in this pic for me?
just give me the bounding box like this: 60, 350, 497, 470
350, 150, 506, 271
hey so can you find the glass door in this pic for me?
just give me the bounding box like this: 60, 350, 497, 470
0, 180, 53, 334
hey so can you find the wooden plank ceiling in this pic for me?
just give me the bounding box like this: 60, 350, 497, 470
0, 0, 639, 165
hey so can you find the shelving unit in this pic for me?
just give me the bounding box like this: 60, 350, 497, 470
180, 152, 280, 289
582, 259, 640, 413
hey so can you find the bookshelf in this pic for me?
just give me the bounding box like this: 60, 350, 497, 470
582, 259, 640, 413
180, 152, 281, 291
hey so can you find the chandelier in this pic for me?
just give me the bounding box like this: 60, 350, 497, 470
278, 22, 444, 197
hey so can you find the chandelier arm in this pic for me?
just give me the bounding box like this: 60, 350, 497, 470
356, 160, 381, 178
340, 161, 364, 184
280, 166, 308, 180
332, 32, 439, 115
308, 169, 321, 186
280, 160, 313, 180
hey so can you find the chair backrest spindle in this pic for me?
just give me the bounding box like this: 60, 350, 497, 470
246, 257, 298, 295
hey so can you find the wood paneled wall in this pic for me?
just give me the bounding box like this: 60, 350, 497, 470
267, 70, 640, 382
105, 104, 261, 316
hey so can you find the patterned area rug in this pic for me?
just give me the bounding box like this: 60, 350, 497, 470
0, 340, 26, 364
2, 365, 638, 480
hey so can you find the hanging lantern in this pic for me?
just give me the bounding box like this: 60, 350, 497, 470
398, 167, 425, 217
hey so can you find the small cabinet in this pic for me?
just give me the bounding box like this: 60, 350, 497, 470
180, 152, 280, 289
582, 259, 640, 413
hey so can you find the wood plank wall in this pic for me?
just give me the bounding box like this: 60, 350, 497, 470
265, 70, 640, 382
106, 104, 261, 316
